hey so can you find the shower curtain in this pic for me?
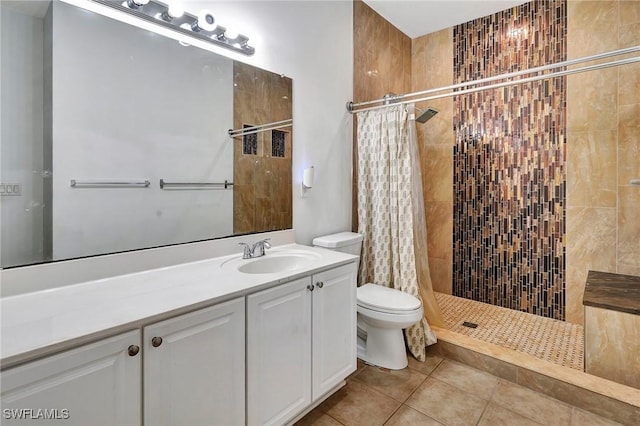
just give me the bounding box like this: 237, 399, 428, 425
356, 103, 442, 362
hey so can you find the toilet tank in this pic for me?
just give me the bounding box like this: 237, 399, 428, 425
312, 232, 363, 256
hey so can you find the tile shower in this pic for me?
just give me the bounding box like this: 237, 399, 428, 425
354, 0, 640, 382
452, 1, 567, 320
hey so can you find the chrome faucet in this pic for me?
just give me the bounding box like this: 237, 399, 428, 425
239, 238, 272, 259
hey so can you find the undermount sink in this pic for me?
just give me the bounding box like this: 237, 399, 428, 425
221, 250, 322, 274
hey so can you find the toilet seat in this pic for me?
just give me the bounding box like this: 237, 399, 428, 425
357, 283, 422, 313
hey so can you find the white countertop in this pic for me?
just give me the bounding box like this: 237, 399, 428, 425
0, 244, 357, 369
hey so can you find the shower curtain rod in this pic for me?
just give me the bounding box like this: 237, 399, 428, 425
346, 45, 640, 114
228, 119, 292, 138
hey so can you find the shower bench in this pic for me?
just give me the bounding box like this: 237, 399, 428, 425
583, 270, 640, 389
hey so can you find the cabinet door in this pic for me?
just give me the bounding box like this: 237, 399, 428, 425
1, 330, 141, 426
247, 277, 312, 426
143, 297, 245, 426
312, 262, 357, 400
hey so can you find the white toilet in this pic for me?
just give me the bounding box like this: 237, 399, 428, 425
312, 232, 424, 370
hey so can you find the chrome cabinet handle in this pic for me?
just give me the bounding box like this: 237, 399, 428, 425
307, 284, 315, 292
316, 281, 324, 289
151, 337, 163, 347
128, 345, 140, 357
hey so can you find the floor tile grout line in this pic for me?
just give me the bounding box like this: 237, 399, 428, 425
427, 360, 499, 403
488, 383, 572, 426
400, 370, 429, 404
473, 398, 492, 426
380, 402, 403, 426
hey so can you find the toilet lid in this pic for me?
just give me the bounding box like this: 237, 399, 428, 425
357, 283, 422, 312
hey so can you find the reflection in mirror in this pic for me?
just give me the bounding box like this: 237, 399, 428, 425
0, 0, 292, 269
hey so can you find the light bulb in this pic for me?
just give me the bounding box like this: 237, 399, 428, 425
224, 28, 239, 40
192, 10, 216, 32
161, 2, 184, 21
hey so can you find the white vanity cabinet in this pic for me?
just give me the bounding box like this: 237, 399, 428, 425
143, 297, 245, 426
0, 298, 245, 426
247, 262, 357, 425
1, 252, 358, 426
0, 330, 141, 426
311, 264, 357, 400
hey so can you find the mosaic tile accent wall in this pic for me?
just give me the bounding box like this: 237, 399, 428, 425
453, 0, 567, 319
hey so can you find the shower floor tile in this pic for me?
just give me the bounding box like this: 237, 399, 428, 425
435, 292, 584, 370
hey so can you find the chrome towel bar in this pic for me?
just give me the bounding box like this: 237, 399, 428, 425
70, 179, 151, 188
159, 179, 234, 190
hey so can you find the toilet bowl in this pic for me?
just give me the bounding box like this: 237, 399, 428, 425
356, 283, 423, 369
312, 232, 424, 370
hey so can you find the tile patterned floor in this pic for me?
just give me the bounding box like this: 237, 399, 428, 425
435, 292, 584, 370
296, 356, 622, 426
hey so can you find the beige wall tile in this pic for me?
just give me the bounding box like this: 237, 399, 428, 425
567, 0, 618, 58
619, 0, 640, 26
425, 202, 452, 263
411, 36, 427, 90
565, 206, 617, 324
619, 22, 640, 47
418, 98, 454, 146
584, 306, 640, 388
412, 29, 452, 92
422, 146, 453, 202
423, 29, 453, 87
353, 0, 372, 46
233, 184, 255, 233
566, 130, 617, 208
618, 63, 640, 106
429, 257, 452, 294
566, 69, 617, 132
618, 102, 640, 128
617, 186, 640, 271
618, 125, 640, 186
389, 47, 405, 94
235, 156, 255, 185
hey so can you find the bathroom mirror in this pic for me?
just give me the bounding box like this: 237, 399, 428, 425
0, 0, 293, 268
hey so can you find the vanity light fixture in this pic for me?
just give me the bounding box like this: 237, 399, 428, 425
91, 0, 255, 55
